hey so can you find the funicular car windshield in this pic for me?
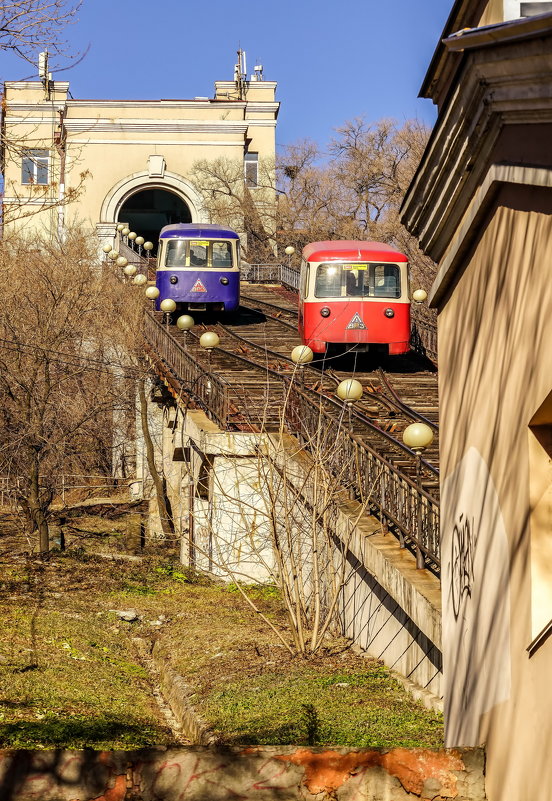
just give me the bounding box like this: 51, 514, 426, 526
314, 263, 401, 299
165, 239, 233, 268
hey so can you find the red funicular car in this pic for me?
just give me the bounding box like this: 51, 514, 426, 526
298, 240, 411, 355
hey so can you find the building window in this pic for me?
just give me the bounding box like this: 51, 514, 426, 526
196, 457, 211, 500
244, 152, 258, 188
21, 149, 49, 185
504, 0, 552, 18
520, 1, 552, 13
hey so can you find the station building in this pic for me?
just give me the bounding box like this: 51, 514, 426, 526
0, 56, 278, 251
402, 1, 552, 799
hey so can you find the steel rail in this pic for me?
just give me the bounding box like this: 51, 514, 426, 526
202, 319, 439, 478
143, 309, 441, 569
376, 368, 439, 432
240, 294, 299, 324
235, 304, 440, 473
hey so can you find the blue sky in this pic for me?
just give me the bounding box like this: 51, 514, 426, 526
1, 0, 450, 148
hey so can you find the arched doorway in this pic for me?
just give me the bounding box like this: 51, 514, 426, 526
118, 188, 192, 246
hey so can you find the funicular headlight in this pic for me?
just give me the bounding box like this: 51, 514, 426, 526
219, 277, 229, 285
320, 307, 331, 317
169, 275, 178, 284
384, 308, 395, 318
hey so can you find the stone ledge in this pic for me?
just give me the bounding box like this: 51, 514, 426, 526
0, 746, 486, 800
150, 639, 218, 746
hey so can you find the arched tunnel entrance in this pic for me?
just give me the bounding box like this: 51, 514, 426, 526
118, 188, 192, 248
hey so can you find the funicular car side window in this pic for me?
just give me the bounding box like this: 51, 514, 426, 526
315, 264, 342, 297
372, 264, 400, 298
166, 240, 187, 267
212, 241, 233, 267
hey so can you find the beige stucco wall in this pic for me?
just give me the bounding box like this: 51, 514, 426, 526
437, 202, 552, 800
2, 78, 278, 240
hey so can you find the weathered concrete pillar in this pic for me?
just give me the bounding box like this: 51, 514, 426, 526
176, 410, 274, 582
95, 222, 118, 261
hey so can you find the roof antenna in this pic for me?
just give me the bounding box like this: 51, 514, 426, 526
38, 50, 52, 99
235, 48, 247, 100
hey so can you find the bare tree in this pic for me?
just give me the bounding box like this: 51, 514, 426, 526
0, 228, 138, 552
192, 119, 435, 288
190, 156, 278, 262
328, 118, 436, 290
174, 371, 377, 656
0, 0, 82, 63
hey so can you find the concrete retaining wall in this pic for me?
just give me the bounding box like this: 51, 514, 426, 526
0, 746, 486, 800
138, 402, 443, 700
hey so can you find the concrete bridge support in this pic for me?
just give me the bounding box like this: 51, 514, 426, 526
137, 394, 442, 700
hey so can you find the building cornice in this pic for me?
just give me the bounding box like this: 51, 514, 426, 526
428, 163, 552, 306
5, 118, 275, 133
401, 29, 552, 265
66, 100, 246, 109
4, 80, 69, 90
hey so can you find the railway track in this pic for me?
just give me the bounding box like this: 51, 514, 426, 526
154, 295, 439, 495
239, 288, 440, 472
144, 294, 441, 569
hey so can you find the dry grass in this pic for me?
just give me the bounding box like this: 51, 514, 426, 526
0, 512, 443, 748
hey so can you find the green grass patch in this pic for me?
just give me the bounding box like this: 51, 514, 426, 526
0, 594, 174, 748
201, 667, 443, 747
0, 517, 444, 749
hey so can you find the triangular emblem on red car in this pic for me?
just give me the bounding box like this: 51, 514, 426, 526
191, 279, 207, 293
346, 312, 366, 330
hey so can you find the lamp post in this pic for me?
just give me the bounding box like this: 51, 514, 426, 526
143, 241, 154, 277
135, 235, 145, 258
412, 289, 428, 304
160, 297, 176, 327
123, 264, 137, 277
145, 285, 159, 310
284, 245, 295, 274
291, 344, 313, 387
200, 330, 220, 373
133, 274, 147, 286
402, 422, 434, 569
177, 314, 195, 346
101, 242, 112, 264
336, 378, 363, 431
116, 256, 128, 268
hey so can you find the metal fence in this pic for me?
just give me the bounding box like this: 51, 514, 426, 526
143, 311, 440, 569
143, 311, 230, 427
0, 474, 122, 508
410, 311, 438, 363
286, 387, 440, 569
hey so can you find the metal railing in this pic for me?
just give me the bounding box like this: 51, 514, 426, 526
143, 311, 440, 569
143, 311, 230, 427
286, 387, 440, 569
0, 474, 124, 508
410, 310, 438, 363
